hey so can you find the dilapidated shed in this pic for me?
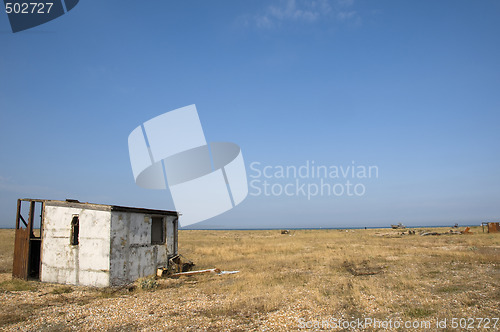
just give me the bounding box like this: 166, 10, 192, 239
13, 199, 178, 287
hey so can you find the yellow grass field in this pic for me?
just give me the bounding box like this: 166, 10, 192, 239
0, 227, 498, 331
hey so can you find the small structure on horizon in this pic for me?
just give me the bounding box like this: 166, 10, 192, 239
12, 198, 178, 287
482, 222, 499, 233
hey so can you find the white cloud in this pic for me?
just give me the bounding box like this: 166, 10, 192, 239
337, 10, 356, 21
253, 0, 357, 28
336, 0, 354, 6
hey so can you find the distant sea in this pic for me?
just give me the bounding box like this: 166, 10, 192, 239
0, 224, 481, 230
181, 225, 479, 231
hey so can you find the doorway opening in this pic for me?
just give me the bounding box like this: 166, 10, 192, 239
13, 199, 44, 280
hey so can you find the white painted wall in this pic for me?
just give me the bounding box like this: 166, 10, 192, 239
109, 212, 177, 285
41, 205, 111, 287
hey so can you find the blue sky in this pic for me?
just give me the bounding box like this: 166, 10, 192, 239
1, 0, 499, 228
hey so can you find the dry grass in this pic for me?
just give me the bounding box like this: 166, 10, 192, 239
0, 229, 15, 273
179, 228, 499, 321
0, 227, 498, 331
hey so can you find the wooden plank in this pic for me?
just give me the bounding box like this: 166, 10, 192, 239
169, 268, 221, 278
12, 228, 30, 279
15, 199, 21, 229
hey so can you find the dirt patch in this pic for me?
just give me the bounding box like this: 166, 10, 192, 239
342, 260, 384, 276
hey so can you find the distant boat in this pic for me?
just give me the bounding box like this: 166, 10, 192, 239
391, 223, 406, 229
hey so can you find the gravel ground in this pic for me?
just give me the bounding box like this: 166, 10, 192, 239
0, 277, 305, 331
1, 228, 498, 331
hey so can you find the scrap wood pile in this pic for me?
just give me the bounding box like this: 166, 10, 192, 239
167, 254, 195, 274
156, 253, 239, 279
376, 227, 473, 237
375, 230, 417, 237
421, 227, 473, 236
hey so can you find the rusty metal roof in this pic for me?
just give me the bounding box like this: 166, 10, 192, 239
21, 198, 178, 216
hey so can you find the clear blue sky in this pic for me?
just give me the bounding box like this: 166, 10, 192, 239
1, 0, 499, 228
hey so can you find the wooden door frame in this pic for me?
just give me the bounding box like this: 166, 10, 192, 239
12, 199, 44, 280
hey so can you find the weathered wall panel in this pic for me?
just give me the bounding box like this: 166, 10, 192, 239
109, 212, 173, 286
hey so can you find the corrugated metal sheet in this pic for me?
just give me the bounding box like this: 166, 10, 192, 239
12, 228, 29, 279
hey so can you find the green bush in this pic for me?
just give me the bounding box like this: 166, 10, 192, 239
138, 276, 158, 290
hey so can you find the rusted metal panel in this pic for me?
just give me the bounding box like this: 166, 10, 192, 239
488, 222, 499, 233
44, 199, 177, 216
12, 227, 29, 279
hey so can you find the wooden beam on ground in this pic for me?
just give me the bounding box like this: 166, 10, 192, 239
169, 268, 221, 278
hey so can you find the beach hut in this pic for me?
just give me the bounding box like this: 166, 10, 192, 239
12, 198, 178, 287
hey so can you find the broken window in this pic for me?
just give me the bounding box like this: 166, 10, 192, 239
151, 216, 165, 244
71, 215, 79, 245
